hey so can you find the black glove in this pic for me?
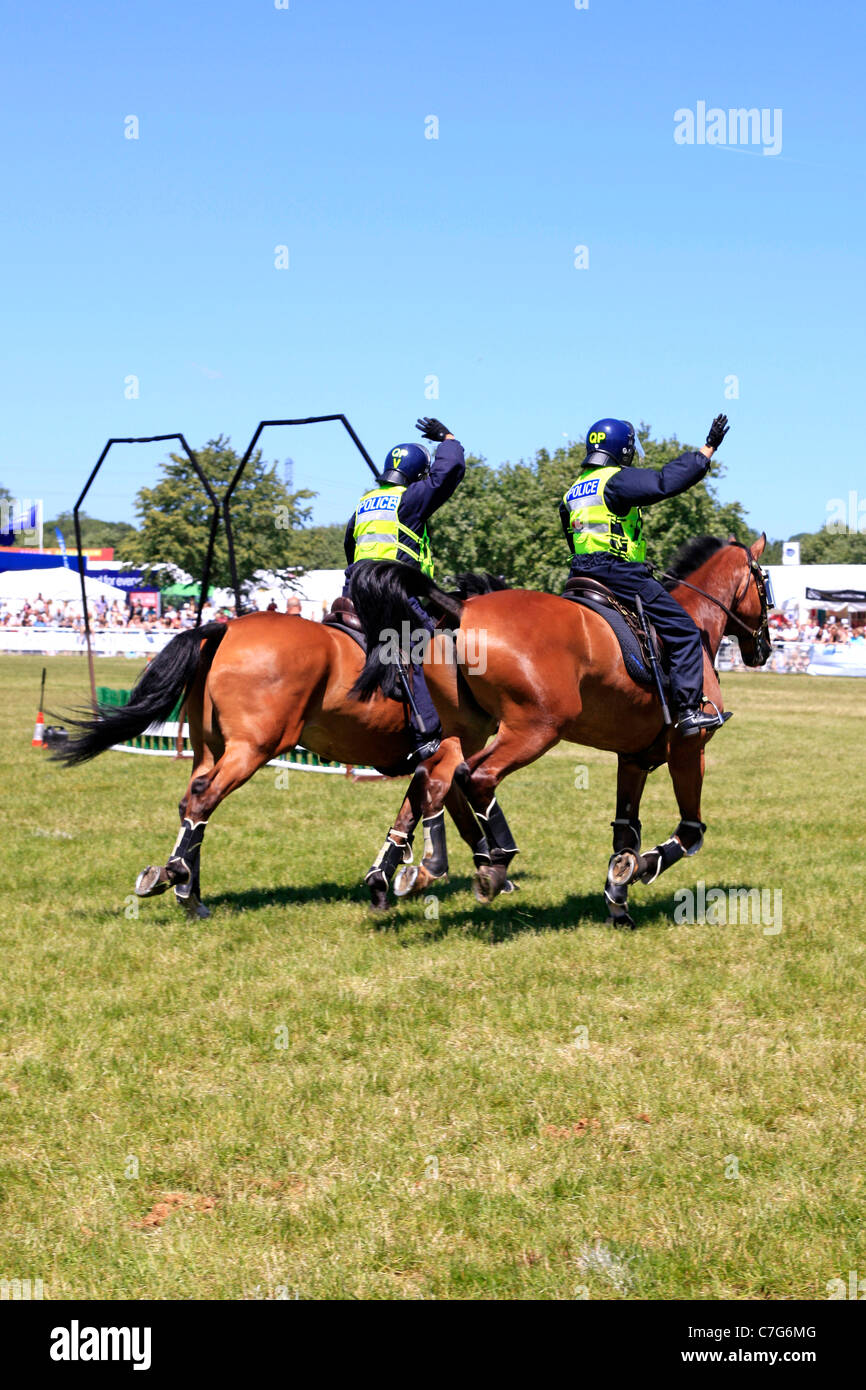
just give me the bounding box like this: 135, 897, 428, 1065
416, 417, 451, 443
706, 414, 729, 451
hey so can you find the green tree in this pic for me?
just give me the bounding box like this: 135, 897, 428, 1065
46, 511, 138, 552
117, 436, 314, 589
283, 522, 347, 570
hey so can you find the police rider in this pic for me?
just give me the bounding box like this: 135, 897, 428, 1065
344, 417, 465, 761
560, 414, 731, 736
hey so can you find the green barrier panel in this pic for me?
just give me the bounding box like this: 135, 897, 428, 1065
97, 686, 184, 720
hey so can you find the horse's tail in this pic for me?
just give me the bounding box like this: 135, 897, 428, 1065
348, 561, 463, 703
54, 622, 229, 766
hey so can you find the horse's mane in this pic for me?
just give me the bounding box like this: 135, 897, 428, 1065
661, 535, 726, 590
449, 572, 512, 599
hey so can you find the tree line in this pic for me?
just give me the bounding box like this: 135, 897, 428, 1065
5, 428, 864, 591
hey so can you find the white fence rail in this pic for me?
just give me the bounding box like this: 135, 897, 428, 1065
717, 639, 866, 677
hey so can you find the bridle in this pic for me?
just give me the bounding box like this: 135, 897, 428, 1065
659, 541, 773, 660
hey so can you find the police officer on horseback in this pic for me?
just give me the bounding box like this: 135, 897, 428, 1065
560, 414, 731, 736
344, 416, 465, 762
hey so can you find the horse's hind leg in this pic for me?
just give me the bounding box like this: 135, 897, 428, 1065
394, 764, 520, 899
456, 719, 558, 903
135, 727, 216, 911
137, 741, 265, 919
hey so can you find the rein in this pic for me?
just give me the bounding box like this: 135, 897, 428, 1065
658, 542, 769, 642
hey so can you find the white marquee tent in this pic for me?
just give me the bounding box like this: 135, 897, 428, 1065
0, 566, 125, 605
766, 564, 866, 617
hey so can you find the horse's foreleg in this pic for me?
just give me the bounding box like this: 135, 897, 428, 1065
365, 779, 420, 912
388, 738, 466, 900
639, 735, 706, 884
614, 738, 706, 901
366, 739, 462, 909
604, 756, 649, 929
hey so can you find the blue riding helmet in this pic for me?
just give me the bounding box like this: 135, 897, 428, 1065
584, 418, 644, 467
380, 442, 431, 485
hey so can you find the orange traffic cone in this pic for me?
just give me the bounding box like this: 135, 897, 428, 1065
32, 710, 45, 747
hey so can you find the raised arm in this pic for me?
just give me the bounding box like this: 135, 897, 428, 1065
604, 414, 729, 515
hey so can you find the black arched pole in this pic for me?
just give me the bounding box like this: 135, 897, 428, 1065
222, 415, 380, 616
73, 435, 221, 710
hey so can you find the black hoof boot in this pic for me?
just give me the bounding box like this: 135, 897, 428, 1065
605, 908, 637, 930
365, 828, 413, 909
367, 871, 390, 914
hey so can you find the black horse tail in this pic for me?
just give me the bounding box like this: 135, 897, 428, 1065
348, 561, 464, 703
54, 622, 229, 766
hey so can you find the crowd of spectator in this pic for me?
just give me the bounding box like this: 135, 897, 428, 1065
716, 611, 866, 673
767, 613, 866, 645
0, 589, 323, 632
0, 592, 238, 632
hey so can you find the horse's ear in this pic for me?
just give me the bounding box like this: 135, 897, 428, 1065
727, 534, 738, 544
750, 532, 767, 559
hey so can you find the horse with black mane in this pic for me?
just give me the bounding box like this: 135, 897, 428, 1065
349, 533, 773, 926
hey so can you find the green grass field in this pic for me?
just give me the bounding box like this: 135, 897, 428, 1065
1, 652, 863, 1300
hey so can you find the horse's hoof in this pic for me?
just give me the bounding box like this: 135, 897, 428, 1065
501, 878, 518, 894
184, 895, 210, 920
606, 911, 637, 931
473, 863, 507, 904
609, 850, 640, 888
135, 865, 170, 898
393, 864, 419, 899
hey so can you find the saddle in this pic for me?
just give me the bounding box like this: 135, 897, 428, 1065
321, 596, 367, 650
561, 576, 668, 691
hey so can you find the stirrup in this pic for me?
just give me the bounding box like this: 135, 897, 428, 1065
412, 735, 442, 763
675, 701, 732, 736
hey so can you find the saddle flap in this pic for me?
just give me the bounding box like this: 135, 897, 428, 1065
560, 585, 665, 689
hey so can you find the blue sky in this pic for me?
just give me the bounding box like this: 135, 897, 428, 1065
1, 0, 863, 539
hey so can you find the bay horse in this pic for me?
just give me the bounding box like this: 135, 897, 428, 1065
56, 610, 503, 917
349, 535, 772, 926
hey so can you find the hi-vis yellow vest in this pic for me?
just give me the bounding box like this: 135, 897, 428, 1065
352, 485, 434, 577
563, 464, 646, 563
